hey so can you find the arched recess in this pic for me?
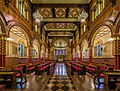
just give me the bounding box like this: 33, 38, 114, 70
7, 20, 32, 46
90, 25, 114, 64
32, 39, 40, 58
80, 36, 89, 50
89, 20, 114, 46
53, 39, 68, 61
0, 11, 7, 33
6, 25, 32, 66
81, 40, 89, 58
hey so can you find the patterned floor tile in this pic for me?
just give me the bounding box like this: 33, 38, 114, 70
56, 89, 64, 91
44, 63, 76, 91
56, 83, 64, 88
47, 83, 55, 88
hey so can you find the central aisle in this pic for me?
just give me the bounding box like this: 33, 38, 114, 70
44, 62, 77, 91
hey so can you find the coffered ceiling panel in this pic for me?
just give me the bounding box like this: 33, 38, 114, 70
55, 8, 66, 18
69, 8, 81, 18
39, 8, 52, 18
45, 23, 76, 30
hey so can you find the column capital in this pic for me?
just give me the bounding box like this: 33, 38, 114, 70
28, 46, 33, 48
88, 46, 93, 49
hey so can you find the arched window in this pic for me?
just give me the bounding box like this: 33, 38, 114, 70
19, 44, 24, 57
32, 49, 35, 57
96, 42, 102, 57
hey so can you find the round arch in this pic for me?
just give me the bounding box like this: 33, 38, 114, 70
89, 20, 114, 46
79, 36, 89, 50
18, 39, 27, 47
32, 39, 41, 51
7, 20, 32, 46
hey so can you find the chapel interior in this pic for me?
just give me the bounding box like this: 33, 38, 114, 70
0, 0, 120, 91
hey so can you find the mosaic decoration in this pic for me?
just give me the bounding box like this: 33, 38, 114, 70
39, 8, 52, 18
45, 23, 76, 29
55, 8, 66, 18
69, 8, 81, 18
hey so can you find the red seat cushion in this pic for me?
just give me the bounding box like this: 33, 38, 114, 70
28, 67, 35, 70
0, 84, 5, 88
39, 66, 48, 71
100, 67, 105, 70
88, 68, 94, 71
15, 68, 22, 71
16, 73, 20, 77
100, 73, 104, 77
72, 65, 81, 71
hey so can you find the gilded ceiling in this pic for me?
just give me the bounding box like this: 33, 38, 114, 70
32, 3, 89, 41
38, 7, 82, 18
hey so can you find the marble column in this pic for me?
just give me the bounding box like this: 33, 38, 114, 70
28, 46, 32, 63
114, 37, 120, 69
89, 46, 93, 63
0, 34, 6, 67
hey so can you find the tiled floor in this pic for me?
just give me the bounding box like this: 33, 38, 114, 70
44, 63, 77, 91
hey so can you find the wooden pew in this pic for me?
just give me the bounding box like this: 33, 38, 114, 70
0, 71, 16, 88
104, 70, 120, 89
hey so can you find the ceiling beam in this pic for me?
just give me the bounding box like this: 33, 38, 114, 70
31, 0, 91, 4
42, 18, 80, 22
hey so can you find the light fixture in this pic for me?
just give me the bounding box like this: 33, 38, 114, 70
33, 9, 43, 22
49, 39, 52, 43
78, 8, 88, 22
69, 39, 73, 42
7, 37, 14, 41
107, 38, 114, 41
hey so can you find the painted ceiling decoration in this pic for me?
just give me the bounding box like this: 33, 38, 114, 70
69, 8, 81, 18
38, 8, 52, 18
54, 39, 67, 48
48, 32, 73, 36
10, 26, 26, 39
55, 8, 66, 18
38, 7, 83, 19
95, 26, 111, 40
44, 23, 76, 30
